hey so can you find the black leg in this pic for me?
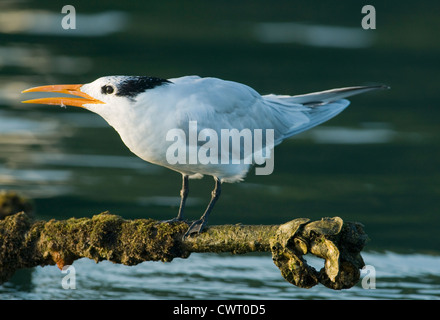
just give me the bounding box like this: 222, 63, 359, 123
184, 176, 222, 238
176, 174, 189, 221
158, 174, 189, 224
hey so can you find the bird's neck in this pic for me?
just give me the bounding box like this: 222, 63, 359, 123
97, 105, 171, 165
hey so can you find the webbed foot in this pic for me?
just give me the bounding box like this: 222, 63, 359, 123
182, 218, 207, 239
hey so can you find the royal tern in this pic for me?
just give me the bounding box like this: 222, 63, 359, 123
22, 75, 388, 236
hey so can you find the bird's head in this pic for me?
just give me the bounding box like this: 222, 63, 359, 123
22, 75, 171, 114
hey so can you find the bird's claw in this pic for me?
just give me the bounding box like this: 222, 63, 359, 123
182, 219, 207, 239
157, 217, 186, 225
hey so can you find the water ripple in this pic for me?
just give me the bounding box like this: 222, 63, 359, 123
1, 252, 439, 300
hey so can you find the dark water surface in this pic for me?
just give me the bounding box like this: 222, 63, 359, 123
0, 1, 439, 299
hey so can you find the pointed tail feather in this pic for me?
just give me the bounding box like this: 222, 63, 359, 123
264, 85, 389, 143
278, 85, 390, 106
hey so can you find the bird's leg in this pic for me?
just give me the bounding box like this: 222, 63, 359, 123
159, 174, 189, 224
176, 174, 189, 221
184, 177, 222, 238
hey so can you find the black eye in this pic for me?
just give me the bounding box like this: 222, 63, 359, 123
101, 85, 114, 94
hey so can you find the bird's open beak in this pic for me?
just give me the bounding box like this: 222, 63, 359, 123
21, 84, 104, 108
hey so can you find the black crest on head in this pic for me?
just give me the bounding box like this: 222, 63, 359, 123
116, 76, 171, 98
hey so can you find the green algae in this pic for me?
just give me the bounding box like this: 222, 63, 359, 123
0, 206, 367, 289
0, 191, 33, 220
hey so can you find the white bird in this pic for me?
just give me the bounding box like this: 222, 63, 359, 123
22, 75, 388, 237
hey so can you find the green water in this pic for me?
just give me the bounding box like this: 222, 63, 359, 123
0, 0, 439, 299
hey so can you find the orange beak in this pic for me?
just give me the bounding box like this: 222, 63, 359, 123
21, 84, 104, 108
